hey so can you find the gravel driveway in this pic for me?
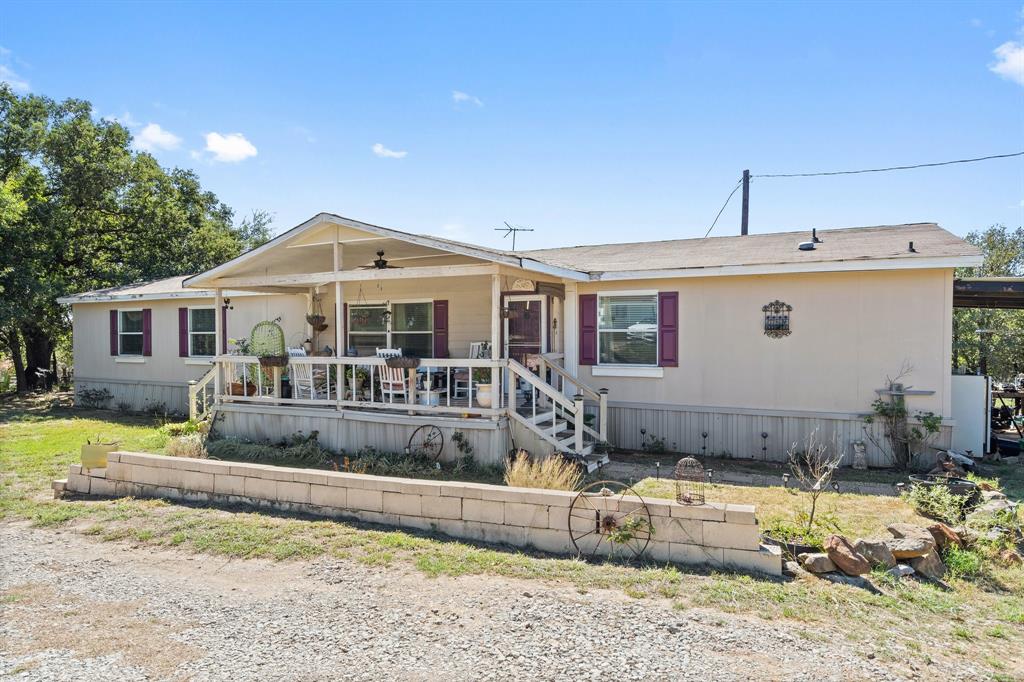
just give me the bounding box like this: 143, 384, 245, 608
0, 522, 957, 681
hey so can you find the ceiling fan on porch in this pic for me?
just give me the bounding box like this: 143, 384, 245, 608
357, 250, 403, 270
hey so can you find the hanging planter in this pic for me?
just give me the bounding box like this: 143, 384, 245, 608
305, 313, 326, 327
258, 355, 289, 370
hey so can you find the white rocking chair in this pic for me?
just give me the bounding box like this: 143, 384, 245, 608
453, 341, 491, 399
288, 347, 327, 400
375, 348, 408, 403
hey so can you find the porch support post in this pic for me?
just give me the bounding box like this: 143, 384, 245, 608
333, 232, 343, 357
306, 288, 314, 342
562, 281, 579, 396
491, 273, 501, 416
214, 288, 223, 403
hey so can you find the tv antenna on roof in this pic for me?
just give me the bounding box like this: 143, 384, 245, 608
494, 221, 534, 251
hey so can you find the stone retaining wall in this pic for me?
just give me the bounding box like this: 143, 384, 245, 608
59, 451, 781, 575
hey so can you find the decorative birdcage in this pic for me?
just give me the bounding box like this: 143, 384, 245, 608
250, 320, 288, 369
674, 456, 705, 505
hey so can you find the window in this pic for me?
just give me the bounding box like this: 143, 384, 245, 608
597, 293, 657, 365
348, 301, 434, 358
118, 310, 144, 356
189, 308, 216, 357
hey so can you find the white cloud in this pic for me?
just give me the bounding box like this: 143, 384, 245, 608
372, 143, 407, 159
970, 18, 983, 28
103, 111, 141, 127
204, 132, 258, 162
452, 90, 483, 107
134, 122, 182, 151
991, 40, 1024, 85
0, 64, 29, 92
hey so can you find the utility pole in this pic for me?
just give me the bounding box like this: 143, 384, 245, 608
740, 169, 750, 236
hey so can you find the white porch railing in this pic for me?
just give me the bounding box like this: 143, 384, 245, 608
215, 355, 505, 417
187, 366, 218, 421
537, 352, 608, 445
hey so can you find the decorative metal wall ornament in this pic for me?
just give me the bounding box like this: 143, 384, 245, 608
762, 300, 793, 338
673, 457, 706, 505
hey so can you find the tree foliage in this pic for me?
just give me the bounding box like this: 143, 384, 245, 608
0, 85, 271, 391
952, 225, 1024, 379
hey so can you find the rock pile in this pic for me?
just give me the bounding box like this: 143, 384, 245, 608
787, 522, 961, 583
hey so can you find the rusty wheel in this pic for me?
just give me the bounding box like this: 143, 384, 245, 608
407, 425, 444, 461
568, 480, 653, 561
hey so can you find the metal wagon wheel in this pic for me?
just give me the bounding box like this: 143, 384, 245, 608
568, 480, 653, 561
407, 424, 444, 461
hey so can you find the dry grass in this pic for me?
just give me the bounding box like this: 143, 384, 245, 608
165, 434, 207, 459
632, 478, 930, 541
504, 453, 582, 490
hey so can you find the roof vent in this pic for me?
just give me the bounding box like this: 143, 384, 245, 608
798, 241, 816, 251
908, 241, 917, 253
812, 228, 823, 244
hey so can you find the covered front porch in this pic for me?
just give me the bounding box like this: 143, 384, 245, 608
185, 213, 607, 461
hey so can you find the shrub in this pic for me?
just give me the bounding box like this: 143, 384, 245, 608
504, 453, 582, 491
78, 387, 113, 409
901, 483, 970, 524
160, 420, 209, 437
206, 432, 331, 467
166, 434, 208, 459
943, 545, 985, 580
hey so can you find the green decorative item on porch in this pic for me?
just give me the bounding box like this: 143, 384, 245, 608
250, 320, 289, 370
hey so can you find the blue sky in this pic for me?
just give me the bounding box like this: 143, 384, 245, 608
3, 1, 1023, 249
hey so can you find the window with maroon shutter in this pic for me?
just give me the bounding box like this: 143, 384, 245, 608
657, 291, 679, 367
109, 311, 118, 356
141, 308, 152, 356
115, 310, 145, 356
433, 300, 449, 358
595, 293, 657, 365
178, 308, 189, 357
578, 294, 597, 365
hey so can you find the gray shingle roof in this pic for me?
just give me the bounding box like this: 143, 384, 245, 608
519, 223, 980, 275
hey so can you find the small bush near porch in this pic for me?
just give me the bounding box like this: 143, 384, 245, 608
2, 395, 1022, 679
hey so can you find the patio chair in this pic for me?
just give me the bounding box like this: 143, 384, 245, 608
453, 341, 491, 399
375, 348, 409, 404
288, 347, 327, 400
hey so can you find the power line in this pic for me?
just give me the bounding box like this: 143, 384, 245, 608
704, 177, 745, 238
754, 151, 1024, 179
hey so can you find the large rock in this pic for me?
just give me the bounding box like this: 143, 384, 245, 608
909, 551, 947, 581
824, 535, 871, 576
927, 522, 962, 550
967, 498, 1017, 522
980, 489, 1006, 501
887, 564, 915, 578
885, 537, 933, 559
887, 523, 935, 542
783, 561, 812, 579
999, 549, 1023, 566
799, 552, 837, 573
853, 538, 897, 569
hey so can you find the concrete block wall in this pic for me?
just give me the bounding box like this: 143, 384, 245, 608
61, 451, 781, 575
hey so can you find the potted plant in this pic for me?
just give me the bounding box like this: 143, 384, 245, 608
473, 367, 493, 408
82, 437, 119, 469
345, 366, 368, 396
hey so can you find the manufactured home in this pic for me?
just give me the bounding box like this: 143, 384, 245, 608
59, 214, 983, 467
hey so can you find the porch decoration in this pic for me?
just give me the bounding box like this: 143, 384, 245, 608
674, 456, 706, 505
250, 320, 289, 370
306, 295, 328, 351
385, 355, 420, 369
567, 480, 653, 560
762, 300, 792, 338
472, 367, 493, 408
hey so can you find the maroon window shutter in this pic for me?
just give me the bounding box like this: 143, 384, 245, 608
579, 294, 597, 365
220, 305, 227, 354
109, 310, 119, 356
142, 308, 153, 356
178, 308, 189, 357
433, 300, 449, 358
658, 292, 678, 367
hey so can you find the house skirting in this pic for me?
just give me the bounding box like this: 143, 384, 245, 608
75, 378, 190, 416
606, 402, 953, 469
214, 403, 512, 465
57, 451, 782, 575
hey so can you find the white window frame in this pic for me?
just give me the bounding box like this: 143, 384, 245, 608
188, 306, 217, 358
347, 298, 434, 356
596, 290, 659, 368
118, 308, 144, 357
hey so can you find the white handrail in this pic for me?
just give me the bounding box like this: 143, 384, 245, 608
187, 366, 218, 421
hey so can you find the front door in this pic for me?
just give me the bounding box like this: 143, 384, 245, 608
504, 295, 547, 365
